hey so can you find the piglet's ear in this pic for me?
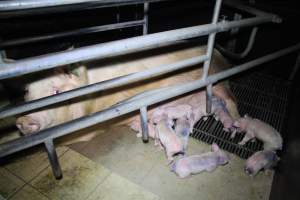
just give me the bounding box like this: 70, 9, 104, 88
244, 114, 249, 118
211, 143, 220, 152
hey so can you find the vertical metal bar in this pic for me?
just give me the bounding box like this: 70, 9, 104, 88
206, 84, 213, 114
227, 13, 242, 52
203, 0, 223, 114
0, 53, 4, 64
44, 139, 63, 179
143, 2, 149, 35
134, 3, 139, 34
289, 52, 300, 81
140, 106, 149, 143
0, 36, 6, 64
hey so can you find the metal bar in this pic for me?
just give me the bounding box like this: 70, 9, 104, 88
289, 52, 300, 81
203, 0, 222, 114
0, 20, 145, 49
0, 15, 274, 80
1, 42, 299, 158
0, 55, 4, 64
143, 2, 149, 35
44, 139, 63, 179
0, 0, 171, 11
0, 48, 6, 64
0, 55, 208, 119
140, 106, 149, 143
216, 26, 258, 59
206, 84, 213, 114
223, 0, 282, 23
0, 0, 174, 18
203, 0, 222, 79
227, 13, 242, 52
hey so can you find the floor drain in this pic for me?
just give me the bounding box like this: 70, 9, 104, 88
191, 72, 291, 159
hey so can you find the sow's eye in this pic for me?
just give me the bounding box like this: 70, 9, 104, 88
52, 87, 61, 95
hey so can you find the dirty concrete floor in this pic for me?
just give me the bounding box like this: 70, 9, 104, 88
0, 126, 273, 200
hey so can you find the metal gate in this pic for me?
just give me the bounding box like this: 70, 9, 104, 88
0, 0, 299, 179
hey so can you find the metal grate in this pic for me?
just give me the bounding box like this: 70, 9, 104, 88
191, 72, 291, 159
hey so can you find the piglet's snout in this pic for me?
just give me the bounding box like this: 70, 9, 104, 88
16, 116, 41, 135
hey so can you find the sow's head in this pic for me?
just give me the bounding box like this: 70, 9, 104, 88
16, 64, 89, 135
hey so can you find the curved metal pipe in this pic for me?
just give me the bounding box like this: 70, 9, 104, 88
216, 26, 258, 59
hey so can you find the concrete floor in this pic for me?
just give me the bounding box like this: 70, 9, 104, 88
1, 126, 273, 200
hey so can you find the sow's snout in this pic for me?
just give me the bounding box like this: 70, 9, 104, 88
16, 112, 52, 135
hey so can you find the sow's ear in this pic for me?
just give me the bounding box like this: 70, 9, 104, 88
55, 63, 88, 84
211, 143, 220, 152
66, 63, 85, 77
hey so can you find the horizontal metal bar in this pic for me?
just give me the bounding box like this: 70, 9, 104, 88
0, 0, 174, 18
0, 20, 145, 49
0, 55, 208, 119
223, 0, 282, 23
0, 0, 171, 11
0, 42, 299, 158
0, 15, 274, 80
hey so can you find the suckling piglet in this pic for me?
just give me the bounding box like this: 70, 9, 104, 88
174, 116, 193, 152
155, 116, 184, 162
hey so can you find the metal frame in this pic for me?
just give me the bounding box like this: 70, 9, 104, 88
0, 16, 277, 79
0, 0, 299, 179
0, 20, 146, 49
289, 52, 300, 81
216, 26, 258, 59
215, 0, 282, 60
0, 0, 174, 18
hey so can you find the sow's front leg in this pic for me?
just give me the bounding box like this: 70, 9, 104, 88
213, 84, 240, 120
211, 96, 236, 137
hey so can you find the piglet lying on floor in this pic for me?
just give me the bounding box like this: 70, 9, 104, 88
155, 116, 185, 162
234, 115, 283, 151
211, 96, 236, 137
171, 143, 230, 178
245, 150, 279, 176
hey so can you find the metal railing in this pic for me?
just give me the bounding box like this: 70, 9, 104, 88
0, 0, 299, 180
0, 0, 173, 18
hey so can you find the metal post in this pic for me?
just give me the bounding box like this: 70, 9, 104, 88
227, 13, 242, 52
143, 2, 149, 35
206, 84, 213, 114
0, 37, 6, 64
289, 52, 300, 81
0, 53, 4, 64
140, 106, 149, 143
44, 139, 63, 179
203, 0, 222, 114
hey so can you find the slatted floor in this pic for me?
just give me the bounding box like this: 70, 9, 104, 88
191, 72, 291, 159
